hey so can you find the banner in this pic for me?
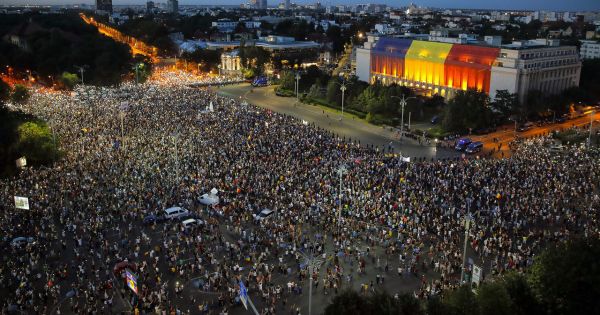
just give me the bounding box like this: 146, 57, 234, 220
125, 269, 138, 295
14, 196, 29, 210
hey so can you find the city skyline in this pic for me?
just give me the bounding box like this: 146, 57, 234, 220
3, 0, 600, 11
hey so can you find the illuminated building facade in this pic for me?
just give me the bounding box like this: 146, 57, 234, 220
356, 37, 581, 102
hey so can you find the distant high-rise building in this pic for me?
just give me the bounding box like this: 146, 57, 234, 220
261, 0, 268, 9
95, 0, 112, 13
146, 1, 155, 13
284, 0, 290, 10
167, 0, 178, 14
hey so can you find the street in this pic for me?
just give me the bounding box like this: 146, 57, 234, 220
216, 84, 460, 160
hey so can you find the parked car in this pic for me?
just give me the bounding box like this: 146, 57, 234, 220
430, 115, 440, 124
454, 138, 472, 151
163, 207, 190, 220
143, 213, 166, 225
517, 122, 534, 132
465, 141, 483, 154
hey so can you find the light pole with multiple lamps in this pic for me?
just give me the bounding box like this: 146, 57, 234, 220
334, 80, 352, 120
74, 65, 88, 85
391, 95, 416, 142
298, 248, 325, 315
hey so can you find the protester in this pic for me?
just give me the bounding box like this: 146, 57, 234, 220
1, 71, 598, 314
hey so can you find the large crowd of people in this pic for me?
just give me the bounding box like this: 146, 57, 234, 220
1, 72, 599, 315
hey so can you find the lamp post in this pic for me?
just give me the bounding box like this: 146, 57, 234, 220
303, 250, 324, 315
391, 95, 416, 142
460, 214, 472, 285
336, 165, 347, 230
295, 72, 301, 100
334, 80, 352, 120
74, 65, 88, 85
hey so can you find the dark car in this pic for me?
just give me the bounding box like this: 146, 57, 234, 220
143, 214, 166, 225
455, 138, 472, 151
517, 122, 534, 132
430, 115, 440, 124
465, 141, 483, 154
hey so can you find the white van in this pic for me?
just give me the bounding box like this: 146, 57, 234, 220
164, 207, 190, 220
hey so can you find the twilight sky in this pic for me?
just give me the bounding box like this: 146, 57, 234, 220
3, 0, 600, 11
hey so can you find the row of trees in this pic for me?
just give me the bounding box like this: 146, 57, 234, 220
0, 12, 134, 87
0, 80, 61, 177
325, 237, 600, 315
282, 67, 592, 131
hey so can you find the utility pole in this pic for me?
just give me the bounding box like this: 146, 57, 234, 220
408, 111, 412, 130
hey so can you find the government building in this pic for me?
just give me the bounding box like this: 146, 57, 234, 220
356, 36, 581, 103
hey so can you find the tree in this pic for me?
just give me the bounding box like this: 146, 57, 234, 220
523, 90, 547, 119
325, 289, 423, 315
476, 282, 513, 315
11, 84, 29, 104
324, 289, 370, 315
278, 70, 295, 91
17, 121, 60, 165
444, 285, 479, 315
442, 89, 492, 133
491, 90, 520, 121
501, 272, 544, 315
528, 237, 600, 315
60, 72, 79, 90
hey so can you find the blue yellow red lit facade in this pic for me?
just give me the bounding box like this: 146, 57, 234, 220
369, 38, 500, 96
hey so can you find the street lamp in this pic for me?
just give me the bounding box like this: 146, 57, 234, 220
336, 165, 347, 229
295, 72, 301, 100
391, 95, 416, 142
334, 79, 352, 120
460, 214, 472, 285
298, 249, 325, 315
74, 65, 88, 85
